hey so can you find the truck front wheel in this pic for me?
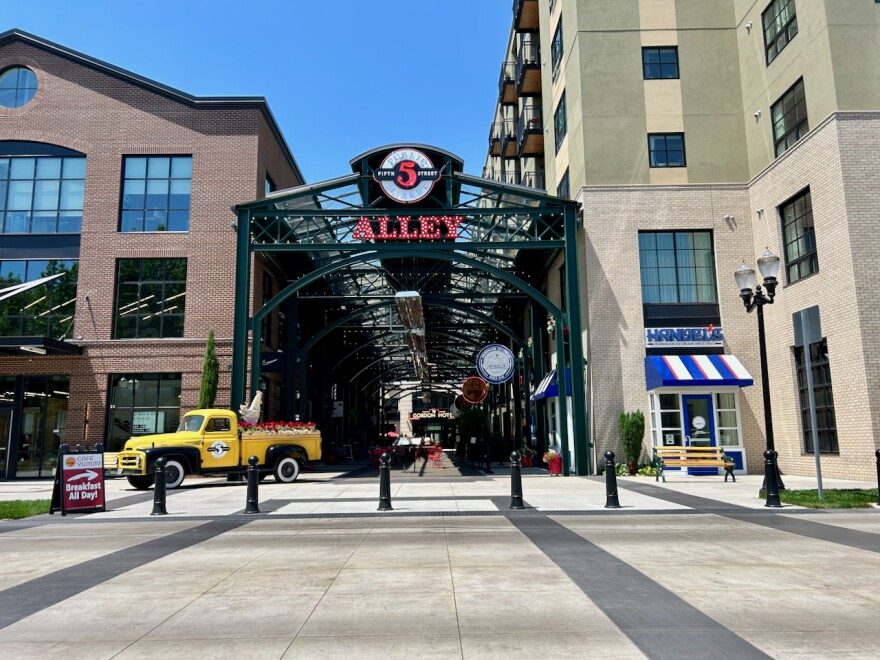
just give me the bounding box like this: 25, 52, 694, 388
274, 456, 300, 483
127, 475, 155, 490
160, 459, 186, 489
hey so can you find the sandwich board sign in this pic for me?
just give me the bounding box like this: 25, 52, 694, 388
50, 444, 106, 516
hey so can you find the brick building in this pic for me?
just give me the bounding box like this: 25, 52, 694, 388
486, 1, 880, 479
0, 30, 303, 479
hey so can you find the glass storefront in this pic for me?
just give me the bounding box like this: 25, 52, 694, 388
648, 389, 746, 472
1, 375, 69, 479
106, 373, 181, 452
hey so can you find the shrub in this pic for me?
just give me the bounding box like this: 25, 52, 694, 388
618, 410, 645, 473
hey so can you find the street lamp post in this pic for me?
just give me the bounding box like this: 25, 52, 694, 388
735, 249, 785, 501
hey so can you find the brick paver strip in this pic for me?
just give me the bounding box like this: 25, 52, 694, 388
0, 519, 246, 630
494, 498, 771, 659
616, 479, 880, 554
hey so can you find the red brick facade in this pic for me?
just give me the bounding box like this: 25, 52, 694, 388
0, 32, 303, 453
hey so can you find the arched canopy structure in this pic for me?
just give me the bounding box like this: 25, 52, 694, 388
231, 145, 590, 474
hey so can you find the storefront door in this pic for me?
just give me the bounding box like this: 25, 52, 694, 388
0, 409, 11, 479
682, 394, 716, 475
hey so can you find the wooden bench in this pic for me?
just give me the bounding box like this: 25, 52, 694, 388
653, 446, 736, 482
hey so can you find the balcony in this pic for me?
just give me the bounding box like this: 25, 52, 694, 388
500, 118, 518, 158
517, 105, 544, 156
498, 61, 516, 106
513, 0, 539, 33
520, 171, 545, 190
515, 41, 541, 97
503, 169, 520, 186
488, 122, 502, 156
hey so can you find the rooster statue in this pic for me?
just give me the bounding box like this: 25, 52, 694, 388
238, 391, 263, 424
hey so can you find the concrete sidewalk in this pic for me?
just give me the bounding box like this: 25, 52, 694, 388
1, 457, 880, 659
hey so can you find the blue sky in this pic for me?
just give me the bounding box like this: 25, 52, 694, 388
3, 0, 511, 182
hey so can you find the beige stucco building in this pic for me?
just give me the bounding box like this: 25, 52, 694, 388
488, 0, 880, 479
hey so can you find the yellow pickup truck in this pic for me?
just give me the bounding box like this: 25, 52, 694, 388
110, 409, 321, 490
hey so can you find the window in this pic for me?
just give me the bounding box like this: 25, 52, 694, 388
0, 67, 38, 109
648, 133, 686, 167
649, 393, 682, 446
120, 156, 191, 232
714, 393, 741, 447
551, 18, 563, 82
1, 156, 85, 233
762, 0, 798, 65
781, 189, 817, 283
771, 78, 808, 157
554, 92, 567, 154
639, 231, 717, 304
106, 373, 181, 451
0, 259, 78, 337
556, 168, 570, 199
114, 258, 186, 339
794, 338, 837, 453
207, 417, 230, 432
642, 47, 679, 79
265, 174, 276, 196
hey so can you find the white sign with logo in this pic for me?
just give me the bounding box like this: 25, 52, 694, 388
476, 344, 515, 384
373, 148, 441, 204
645, 326, 724, 348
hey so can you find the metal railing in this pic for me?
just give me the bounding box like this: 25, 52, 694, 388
515, 41, 540, 86
520, 171, 546, 189
498, 61, 515, 94
517, 105, 543, 151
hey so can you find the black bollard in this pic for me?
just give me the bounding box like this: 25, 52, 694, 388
875, 449, 880, 506
378, 452, 393, 511
151, 456, 168, 516
509, 451, 525, 510
604, 451, 621, 509
764, 450, 782, 508
244, 455, 260, 514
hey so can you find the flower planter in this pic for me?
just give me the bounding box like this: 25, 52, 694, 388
548, 456, 562, 476
521, 454, 533, 467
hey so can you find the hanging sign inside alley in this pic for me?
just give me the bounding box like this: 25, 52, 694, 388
476, 344, 515, 384
373, 148, 441, 203
461, 376, 488, 404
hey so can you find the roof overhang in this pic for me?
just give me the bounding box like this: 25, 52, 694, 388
0, 336, 83, 356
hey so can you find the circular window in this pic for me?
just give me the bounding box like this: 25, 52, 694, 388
0, 67, 38, 108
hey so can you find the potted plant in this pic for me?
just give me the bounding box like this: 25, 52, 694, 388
619, 410, 645, 475
543, 449, 562, 475
520, 446, 535, 467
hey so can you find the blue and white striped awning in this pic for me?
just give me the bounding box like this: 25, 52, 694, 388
531, 368, 572, 401
645, 355, 753, 390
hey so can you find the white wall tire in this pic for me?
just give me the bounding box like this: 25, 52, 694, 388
274, 456, 300, 483
162, 459, 186, 489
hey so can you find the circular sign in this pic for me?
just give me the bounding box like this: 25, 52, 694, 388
373, 148, 441, 204
476, 344, 515, 384
461, 376, 488, 404
692, 416, 707, 430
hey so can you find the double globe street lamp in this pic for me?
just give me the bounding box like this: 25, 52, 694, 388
735, 249, 785, 506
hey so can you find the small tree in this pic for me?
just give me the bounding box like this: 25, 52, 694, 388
619, 410, 645, 475
198, 328, 219, 409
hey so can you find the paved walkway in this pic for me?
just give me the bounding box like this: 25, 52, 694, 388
1, 455, 879, 658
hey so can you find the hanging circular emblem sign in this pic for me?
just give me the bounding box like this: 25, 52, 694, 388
373, 148, 441, 204
476, 344, 515, 384
461, 376, 488, 404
